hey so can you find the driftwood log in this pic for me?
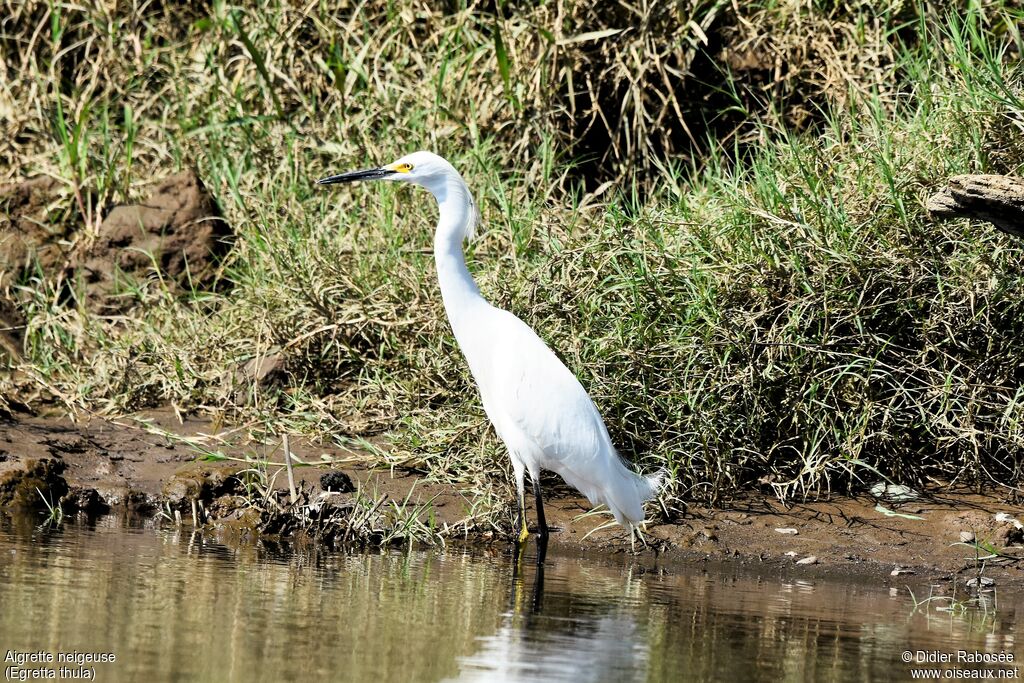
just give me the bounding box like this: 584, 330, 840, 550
927, 174, 1024, 237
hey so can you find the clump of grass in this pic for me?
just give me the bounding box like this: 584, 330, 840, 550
909, 583, 997, 627
247, 483, 446, 548
159, 446, 450, 546
1, 1, 1023, 524
36, 486, 64, 527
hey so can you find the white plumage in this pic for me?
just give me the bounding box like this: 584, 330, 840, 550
318, 151, 661, 541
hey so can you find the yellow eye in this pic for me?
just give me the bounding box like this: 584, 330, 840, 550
395, 163, 414, 173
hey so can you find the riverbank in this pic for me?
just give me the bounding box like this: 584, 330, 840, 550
4, 412, 1023, 592
3, 3, 1024, 512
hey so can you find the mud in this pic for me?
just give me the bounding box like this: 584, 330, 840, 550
80, 171, 232, 311
0, 177, 73, 358
0, 170, 232, 357
2, 412, 1024, 589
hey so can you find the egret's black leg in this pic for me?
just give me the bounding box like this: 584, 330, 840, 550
535, 533, 548, 567
532, 477, 549, 543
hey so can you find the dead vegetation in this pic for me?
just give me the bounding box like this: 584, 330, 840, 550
1, 1, 1024, 521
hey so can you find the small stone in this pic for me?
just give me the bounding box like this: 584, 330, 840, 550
966, 576, 996, 589
774, 527, 799, 535
319, 470, 355, 493
869, 482, 919, 502
236, 352, 285, 386
784, 551, 798, 557
795, 555, 818, 565
959, 531, 976, 543
891, 566, 915, 576
995, 512, 1024, 530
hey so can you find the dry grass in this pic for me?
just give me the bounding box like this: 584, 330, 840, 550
1, 1, 1024, 524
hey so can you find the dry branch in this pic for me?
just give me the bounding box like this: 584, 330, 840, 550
927, 174, 1024, 237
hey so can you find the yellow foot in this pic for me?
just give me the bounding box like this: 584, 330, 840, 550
518, 524, 530, 544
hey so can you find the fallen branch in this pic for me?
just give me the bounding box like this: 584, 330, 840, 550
927, 174, 1024, 237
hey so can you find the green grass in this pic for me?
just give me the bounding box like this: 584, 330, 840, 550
1, 1, 1023, 524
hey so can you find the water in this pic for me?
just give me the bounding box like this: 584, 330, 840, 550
0, 515, 1020, 682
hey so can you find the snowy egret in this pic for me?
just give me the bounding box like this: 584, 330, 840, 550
317, 151, 662, 544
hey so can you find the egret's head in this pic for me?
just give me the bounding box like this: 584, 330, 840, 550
316, 151, 455, 193
317, 150, 479, 240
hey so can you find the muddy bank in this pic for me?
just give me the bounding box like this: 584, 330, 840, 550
3, 412, 1024, 589
0, 170, 232, 361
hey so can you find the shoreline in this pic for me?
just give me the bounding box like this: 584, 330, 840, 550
2, 411, 1023, 591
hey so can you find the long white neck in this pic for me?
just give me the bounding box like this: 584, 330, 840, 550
428, 174, 487, 340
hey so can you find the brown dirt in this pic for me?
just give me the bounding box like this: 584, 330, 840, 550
0, 176, 74, 359
0, 170, 232, 359
2, 411, 1024, 589
79, 170, 233, 311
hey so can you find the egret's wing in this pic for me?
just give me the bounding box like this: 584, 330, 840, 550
472, 309, 652, 525
482, 310, 610, 471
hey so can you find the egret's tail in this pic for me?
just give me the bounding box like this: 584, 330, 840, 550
601, 459, 665, 529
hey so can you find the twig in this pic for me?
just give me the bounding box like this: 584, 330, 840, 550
283, 433, 297, 505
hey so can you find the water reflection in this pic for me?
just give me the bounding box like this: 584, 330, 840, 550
0, 514, 1021, 683
452, 548, 648, 682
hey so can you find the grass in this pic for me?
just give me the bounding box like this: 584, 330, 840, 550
151, 437, 452, 547
35, 487, 63, 527
1, 1, 1023, 531
908, 583, 997, 627
247, 478, 449, 548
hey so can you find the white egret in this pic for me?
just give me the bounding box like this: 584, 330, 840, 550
318, 151, 662, 544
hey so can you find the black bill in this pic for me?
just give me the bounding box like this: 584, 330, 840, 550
316, 167, 396, 185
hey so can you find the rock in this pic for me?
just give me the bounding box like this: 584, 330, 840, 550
63, 486, 109, 515
869, 482, 919, 503
959, 531, 976, 543
890, 566, 915, 576
231, 351, 287, 400
207, 494, 251, 519
774, 527, 799, 535
1002, 525, 1024, 546
162, 464, 243, 508
966, 576, 996, 589
319, 470, 355, 493
79, 170, 233, 312
795, 555, 818, 565
240, 352, 284, 384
